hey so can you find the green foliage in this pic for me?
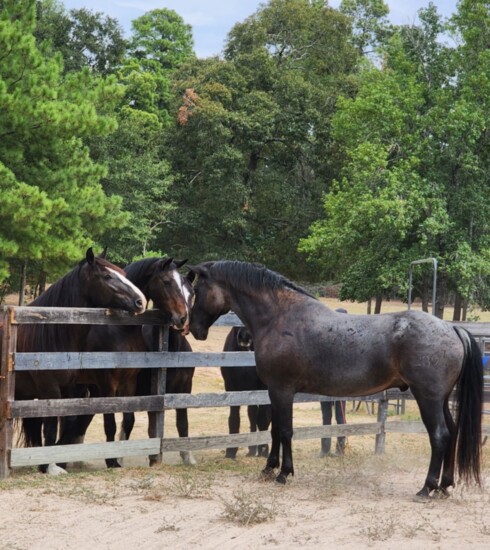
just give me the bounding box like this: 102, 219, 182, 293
0, 0, 126, 285
88, 109, 176, 264
300, 1, 490, 315
126, 8, 195, 121
158, 1, 359, 278
35, 0, 127, 75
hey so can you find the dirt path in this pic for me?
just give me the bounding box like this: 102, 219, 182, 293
1, 301, 490, 548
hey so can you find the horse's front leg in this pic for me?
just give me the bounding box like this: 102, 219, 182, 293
43, 417, 67, 476
104, 413, 121, 468
262, 387, 294, 484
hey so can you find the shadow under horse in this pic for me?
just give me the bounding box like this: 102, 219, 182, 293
1, 248, 147, 474
222, 326, 271, 459
187, 260, 483, 500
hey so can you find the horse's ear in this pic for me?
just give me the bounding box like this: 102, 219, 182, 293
174, 258, 188, 269
186, 269, 197, 284
100, 246, 108, 259
159, 257, 173, 271
86, 247, 96, 265
187, 264, 207, 283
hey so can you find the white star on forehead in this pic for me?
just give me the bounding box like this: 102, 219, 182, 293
106, 267, 147, 309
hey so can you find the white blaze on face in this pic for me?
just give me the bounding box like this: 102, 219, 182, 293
171, 269, 190, 316
106, 267, 147, 311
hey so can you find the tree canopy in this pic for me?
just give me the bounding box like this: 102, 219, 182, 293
0, 0, 125, 286
3, 0, 490, 319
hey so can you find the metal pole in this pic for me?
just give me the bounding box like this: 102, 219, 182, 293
408, 258, 438, 316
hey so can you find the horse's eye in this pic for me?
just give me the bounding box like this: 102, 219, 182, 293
103, 273, 112, 280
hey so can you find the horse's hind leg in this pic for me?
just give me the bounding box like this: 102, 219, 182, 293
225, 406, 240, 459
176, 408, 196, 465
256, 404, 271, 457
22, 418, 46, 472
103, 413, 121, 468
246, 405, 259, 457
414, 396, 450, 499
439, 399, 457, 495
120, 412, 135, 441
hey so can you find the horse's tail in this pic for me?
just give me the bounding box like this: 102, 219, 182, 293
453, 326, 483, 486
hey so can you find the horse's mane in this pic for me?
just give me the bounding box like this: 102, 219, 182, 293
30, 264, 83, 308
124, 257, 168, 293
124, 257, 160, 283
208, 261, 316, 299
20, 257, 119, 352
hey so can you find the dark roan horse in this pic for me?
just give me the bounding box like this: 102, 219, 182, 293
188, 260, 483, 499
3, 248, 147, 475
119, 271, 197, 466
222, 327, 271, 459
57, 257, 193, 467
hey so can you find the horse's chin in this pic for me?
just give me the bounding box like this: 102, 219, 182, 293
173, 324, 190, 336
190, 326, 209, 340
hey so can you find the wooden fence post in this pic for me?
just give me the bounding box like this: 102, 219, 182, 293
375, 392, 389, 455
148, 325, 168, 466
0, 307, 17, 479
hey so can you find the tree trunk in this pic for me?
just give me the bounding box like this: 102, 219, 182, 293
35, 270, 47, 298
374, 294, 382, 314
434, 273, 447, 319
462, 299, 468, 321
452, 292, 462, 321
18, 260, 27, 306
366, 298, 372, 314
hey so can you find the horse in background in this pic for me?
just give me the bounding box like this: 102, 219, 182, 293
57, 257, 190, 468
3, 248, 147, 475
120, 272, 197, 466
221, 327, 270, 459
188, 260, 483, 499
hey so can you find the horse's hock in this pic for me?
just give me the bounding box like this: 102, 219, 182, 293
1, 306, 490, 478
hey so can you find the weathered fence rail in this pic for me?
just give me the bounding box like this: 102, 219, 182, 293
1, 305, 490, 478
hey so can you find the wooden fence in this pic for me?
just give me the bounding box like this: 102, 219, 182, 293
1, 306, 490, 479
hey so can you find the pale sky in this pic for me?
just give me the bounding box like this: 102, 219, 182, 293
61, 1, 459, 58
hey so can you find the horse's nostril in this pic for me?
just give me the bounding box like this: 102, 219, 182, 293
135, 298, 144, 309
180, 315, 188, 326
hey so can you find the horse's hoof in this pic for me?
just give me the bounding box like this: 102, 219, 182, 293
275, 473, 287, 485
47, 463, 68, 476
260, 467, 276, 481
181, 451, 197, 466
413, 488, 432, 503
433, 487, 450, 499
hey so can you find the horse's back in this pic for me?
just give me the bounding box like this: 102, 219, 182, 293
254, 302, 464, 397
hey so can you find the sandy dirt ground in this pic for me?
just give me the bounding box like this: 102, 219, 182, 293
1, 303, 490, 549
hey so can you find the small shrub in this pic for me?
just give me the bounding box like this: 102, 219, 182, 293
220, 489, 277, 526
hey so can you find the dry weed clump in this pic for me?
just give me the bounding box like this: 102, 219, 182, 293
220, 488, 278, 526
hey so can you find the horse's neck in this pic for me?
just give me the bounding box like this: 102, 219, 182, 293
26, 277, 92, 351
230, 288, 296, 333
